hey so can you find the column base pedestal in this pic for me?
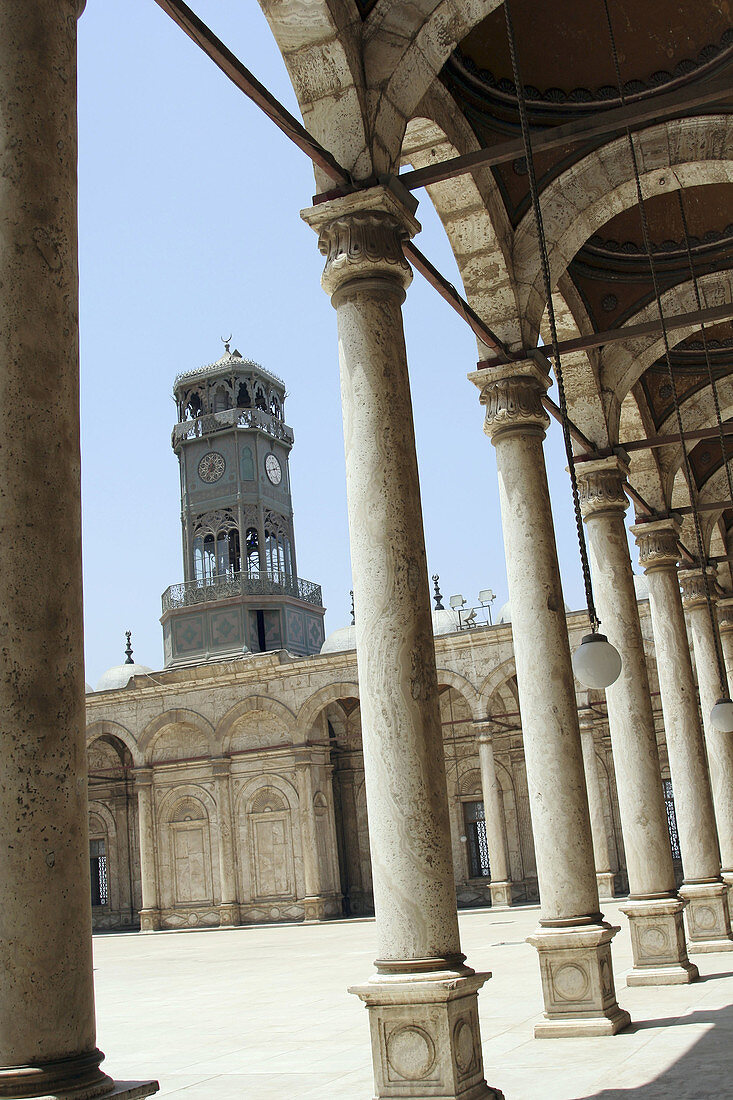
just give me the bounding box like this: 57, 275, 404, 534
596, 872, 616, 900
620, 898, 698, 985
680, 882, 733, 952
138, 909, 160, 933
218, 903, 240, 927
489, 882, 513, 909
0, 1049, 159, 1100
349, 966, 503, 1100
527, 922, 630, 1037
303, 894, 342, 922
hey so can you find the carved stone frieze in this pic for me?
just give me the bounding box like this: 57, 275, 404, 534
576, 457, 629, 519
631, 518, 681, 572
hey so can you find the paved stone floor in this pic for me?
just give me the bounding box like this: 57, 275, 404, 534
93, 901, 733, 1099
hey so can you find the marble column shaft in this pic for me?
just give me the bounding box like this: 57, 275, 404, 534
577, 458, 696, 985
577, 712, 615, 899
1, 0, 93, 1089
632, 522, 733, 951
134, 770, 160, 932
212, 759, 239, 923
475, 727, 512, 907
469, 360, 629, 1037
304, 185, 500, 1099
681, 568, 733, 886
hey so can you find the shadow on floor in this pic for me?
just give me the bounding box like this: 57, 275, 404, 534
574, 1000, 733, 1099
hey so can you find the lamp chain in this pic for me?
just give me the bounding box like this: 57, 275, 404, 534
503, 0, 600, 634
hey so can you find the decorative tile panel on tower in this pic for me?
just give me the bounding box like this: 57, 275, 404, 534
160, 343, 325, 665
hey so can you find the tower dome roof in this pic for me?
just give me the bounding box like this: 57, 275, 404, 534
173, 346, 285, 395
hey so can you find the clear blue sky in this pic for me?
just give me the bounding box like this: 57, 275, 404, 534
78, 0, 595, 686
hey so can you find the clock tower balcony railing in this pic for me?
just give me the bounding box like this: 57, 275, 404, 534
172, 407, 294, 449
161, 569, 323, 612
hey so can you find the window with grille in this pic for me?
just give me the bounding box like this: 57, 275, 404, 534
464, 801, 491, 878
90, 838, 109, 906
662, 779, 681, 862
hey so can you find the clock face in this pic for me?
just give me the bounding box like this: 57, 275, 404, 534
198, 451, 225, 483
265, 453, 282, 485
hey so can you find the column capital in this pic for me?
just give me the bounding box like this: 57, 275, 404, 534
680, 565, 720, 609
630, 516, 682, 573
575, 455, 629, 520
718, 595, 733, 632
472, 720, 494, 742
301, 184, 420, 299
132, 766, 154, 788
467, 359, 551, 443
211, 756, 231, 779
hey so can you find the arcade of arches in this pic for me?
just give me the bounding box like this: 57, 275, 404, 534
3, 1, 733, 1099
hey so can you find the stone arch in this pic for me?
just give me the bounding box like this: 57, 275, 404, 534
218, 695, 297, 754
618, 388, 667, 512
255, 0, 370, 186
602, 269, 733, 439
513, 115, 733, 343
86, 719, 143, 766
156, 784, 218, 912
234, 773, 299, 907
478, 658, 518, 716
435, 668, 481, 720
368, 0, 504, 171
295, 681, 360, 739
138, 709, 215, 762
401, 101, 518, 350
88, 801, 119, 914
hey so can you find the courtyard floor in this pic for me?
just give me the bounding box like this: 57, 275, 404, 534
93, 900, 733, 1099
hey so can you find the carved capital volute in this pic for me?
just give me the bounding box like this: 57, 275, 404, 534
576, 456, 629, 520
680, 565, 719, 609
630, 517, 682, 573
468, 360, 550, 443
301, 185, 420, 300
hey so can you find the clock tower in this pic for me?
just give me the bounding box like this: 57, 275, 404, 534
160, 343, 326, 666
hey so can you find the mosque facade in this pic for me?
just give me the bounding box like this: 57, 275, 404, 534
85, 352, 676, 933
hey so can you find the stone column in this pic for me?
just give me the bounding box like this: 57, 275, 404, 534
468, 360, 629, 1037
295, 756, 329, 922
718, 597, 733, 687
211, 758, 239, 926
630, 520, 733, 951
474, 725, 512, 908
0, 4, 157, 1097
134, 769, 161, 933
304, 185, 501, 1099
681, 567, 733, 894
577, 705, 616, 900
576, 457, 697, 985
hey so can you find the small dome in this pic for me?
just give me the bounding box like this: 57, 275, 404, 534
96, 662, 153, 692
633, 573, 650, 601
320, 625, 356, 654
85, 682, 94, 694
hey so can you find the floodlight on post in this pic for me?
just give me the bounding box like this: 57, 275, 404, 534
478, 588, 496, 625
449, 594, 466, 609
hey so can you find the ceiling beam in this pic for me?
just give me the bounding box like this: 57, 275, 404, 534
676, 500, 733, 515
399, 74, 732, 191
478, 301, 733, 367
620, 424, 733, 453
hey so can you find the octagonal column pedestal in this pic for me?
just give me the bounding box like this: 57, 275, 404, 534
632, 521, 733, 953
577, 704, 616, 900
475, 726, 513, 908
0, 4, 158, 1098
681, 567, 733, 897
468, 361, 629, 1037
577, 457, 697, 986
134, 770, 161, 933
302, 185, 501, 1099
212, 759, 240, 927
